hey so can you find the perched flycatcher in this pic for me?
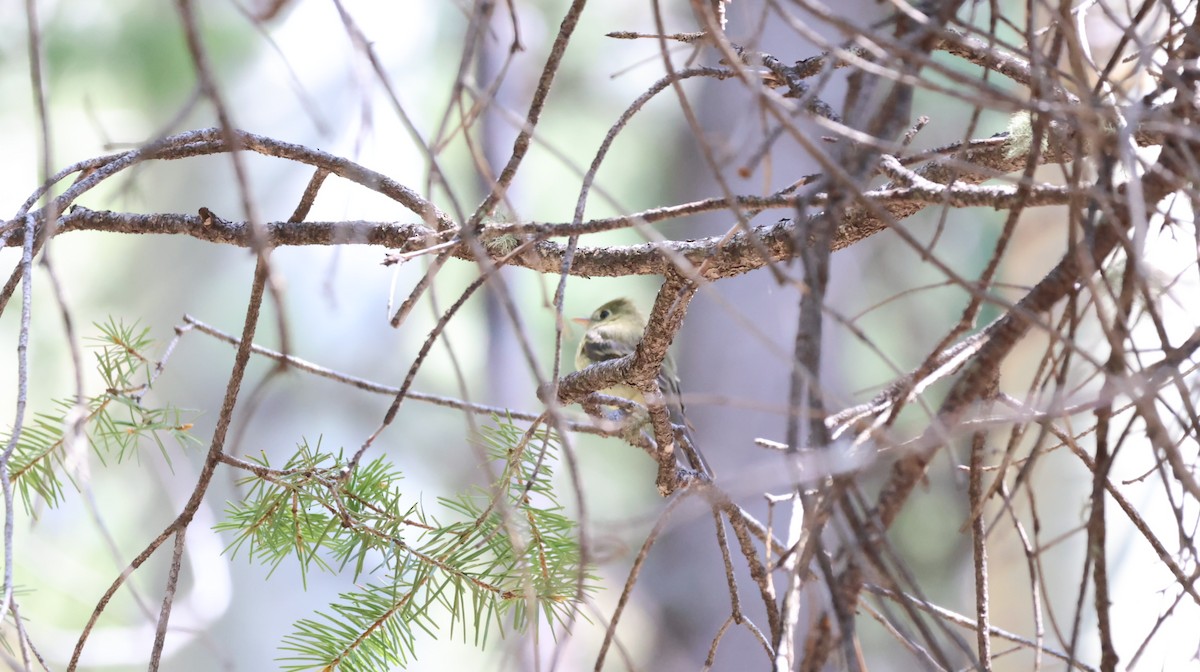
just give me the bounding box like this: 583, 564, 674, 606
573, 298, 710, 475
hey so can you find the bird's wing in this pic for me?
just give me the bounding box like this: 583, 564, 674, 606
661, 354, 711, 475
582, 329, 636, 363
659, 357, 689, 428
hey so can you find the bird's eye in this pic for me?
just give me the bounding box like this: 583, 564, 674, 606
598, 309, 611, 320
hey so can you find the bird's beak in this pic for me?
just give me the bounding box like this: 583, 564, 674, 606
571, 317, 589, 326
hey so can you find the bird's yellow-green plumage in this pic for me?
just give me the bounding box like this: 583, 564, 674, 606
573, 298, 711, 476
573, 298, 686, 426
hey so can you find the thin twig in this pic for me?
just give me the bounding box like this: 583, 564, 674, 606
864, 585, 1099, 672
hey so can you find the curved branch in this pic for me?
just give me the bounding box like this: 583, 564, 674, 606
4, 128, 452, 236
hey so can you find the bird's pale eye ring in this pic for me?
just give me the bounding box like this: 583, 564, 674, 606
598, 309, 611, 320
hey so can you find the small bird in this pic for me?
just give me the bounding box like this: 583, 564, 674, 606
573, 298, 710, 475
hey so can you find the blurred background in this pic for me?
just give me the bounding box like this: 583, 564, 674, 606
2, 0, 1196, 670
